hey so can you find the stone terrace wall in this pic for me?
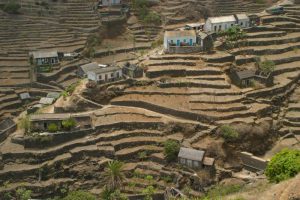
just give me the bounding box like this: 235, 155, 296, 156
166, 46, 202, 54
239, 152, 268, 172
0, 119, 16, 143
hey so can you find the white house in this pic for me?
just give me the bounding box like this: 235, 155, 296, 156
163, 30, 197, 50
87, 65, 122, 83
204, 15, 237, 32
234, 13, 250, 28
30, 51, 59, 66
100, 0, 121, 6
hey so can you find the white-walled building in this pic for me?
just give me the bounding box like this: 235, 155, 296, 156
204, 15, 237, 32
87, 65, 122, 83
164, 30, 197, 50
234, 14, 250, 28
100, 0, 121, 6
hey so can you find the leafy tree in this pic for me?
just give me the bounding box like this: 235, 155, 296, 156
62, 118, 76, 130
220, 125, 239, 141
265, 148, 300, 183
104, 160, 125, 191
3, 0, 21, 14
220, 26, 245, 49
47, 123, 58, 132
259, 60, 275, 75
142, 185, 155, 200
163, 139, 180, 162
19, 116, 31, 134
63, 190, 96, 200
143, 11, 161, 25
16, 188, 32, 200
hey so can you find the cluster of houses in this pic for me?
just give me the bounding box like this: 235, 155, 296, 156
163, 13, 253, 54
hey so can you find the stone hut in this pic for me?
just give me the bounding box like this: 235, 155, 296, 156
178, 147, 215, 170
122, 62, 143, 78
230, 68, 273, 88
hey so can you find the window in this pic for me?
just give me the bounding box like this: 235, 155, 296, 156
111, 73, 114, 78
231, 24, 234, 26
98, 75, 102, 80
214, 26, 217, 31
225, 24, 227, 29
219, 25, 222, 31
241, 22, 243, 26
184, 39, 186, 43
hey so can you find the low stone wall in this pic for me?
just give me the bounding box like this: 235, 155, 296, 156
23, 128, 94, 149
128, 193, 164, 200
0, 119, 16, 143
239, 152, 268, 172
111, 100, 214, 124
166, 46, 202, 54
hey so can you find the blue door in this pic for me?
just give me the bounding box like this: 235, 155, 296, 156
177, 40, 180, 46
189, 39, 193, 46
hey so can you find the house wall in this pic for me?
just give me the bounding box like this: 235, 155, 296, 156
88, 69, 123, 83
178, 157, 202, 169
166, 46, 202, 54
35, 57, 59, 66
204, 19, 236, 32
164, 35, 197, 50
237, 19, 250, 28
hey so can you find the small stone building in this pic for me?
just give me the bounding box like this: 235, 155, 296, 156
30, 113, 92, 132
122, 62, 143, 78
30, 51, 59, 66
178, 147, 215, 170
230, 69, 274, 88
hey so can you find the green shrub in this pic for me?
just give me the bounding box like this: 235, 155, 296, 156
16, 188, 32, 200
47, 123, 58, 132
220, 125, 239, 141
164, 139, 180, 162
265, 148, 300, 183
63, 190, 96, 200
143, 11, 161, 25
19, 116, 31, 134
3, 0, 21, 14
259, 59, 275, 75
62, 118, 76, 130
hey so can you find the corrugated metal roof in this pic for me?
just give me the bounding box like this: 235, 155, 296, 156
178, 147, 205, 162
165, 30, 197, 38
208, 15, 236, 24
19, 93, 31, 100
31, 51, 58, 59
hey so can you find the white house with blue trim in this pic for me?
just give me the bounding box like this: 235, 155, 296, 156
163, 30, 197, 50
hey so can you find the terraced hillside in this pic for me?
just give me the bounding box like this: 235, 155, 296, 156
161, 0, 275, 28
0, 0, 100, 87
0, 106, 214, 198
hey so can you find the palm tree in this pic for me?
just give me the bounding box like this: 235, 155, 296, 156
104, 160, 125, 191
